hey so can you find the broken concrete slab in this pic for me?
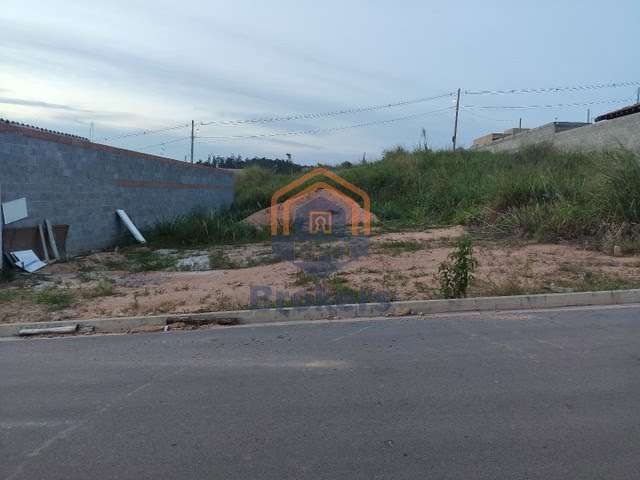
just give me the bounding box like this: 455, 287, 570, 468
176, 255, 210, 271
154, 249, 179, 256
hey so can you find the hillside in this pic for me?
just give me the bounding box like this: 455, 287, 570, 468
231, 145, 640, 251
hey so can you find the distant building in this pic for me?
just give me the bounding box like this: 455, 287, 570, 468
473, 133, 507, 147
473, 99, 640, 152
471, 112, 640, 154
595, 102, 640, 122
472, 127, 530, 148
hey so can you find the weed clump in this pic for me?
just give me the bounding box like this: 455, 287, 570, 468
35, 288, 75, 311
438, 236, 478, 299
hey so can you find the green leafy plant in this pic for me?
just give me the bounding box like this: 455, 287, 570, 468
438, 236, 478, 299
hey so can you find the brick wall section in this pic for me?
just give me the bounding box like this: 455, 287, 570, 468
0, 122, 234, 254
475, 112, 640, 153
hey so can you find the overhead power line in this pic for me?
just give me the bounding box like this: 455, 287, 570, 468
198, 92, 455, 127
103, 122, 189, 142
103, 92, 455, 142
102, 79, 640, 149
464, 81, 640, 96
142, 136, 191, 150
464, 97, 635, 110
196, 107, 454, 142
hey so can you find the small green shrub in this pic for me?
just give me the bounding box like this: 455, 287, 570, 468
35, 288, 75, 310
0, 289, 19, 303
438, 236, 478, 299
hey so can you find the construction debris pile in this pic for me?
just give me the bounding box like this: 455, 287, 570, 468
1, 191, 145, 275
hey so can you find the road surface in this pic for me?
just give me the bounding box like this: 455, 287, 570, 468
2, 305, 640, 479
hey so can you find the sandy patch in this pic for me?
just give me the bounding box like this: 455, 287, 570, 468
2, 226, 639, 323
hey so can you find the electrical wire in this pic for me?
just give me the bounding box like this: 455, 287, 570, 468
198, 92, 455, 126
100, 80, 640, 145
142, 136, 191, 150
196, 107, 454, 142
464, 97, 635, 110
102, 92, 454, 142
464, 81, 640, 96
103, 122, 189, 142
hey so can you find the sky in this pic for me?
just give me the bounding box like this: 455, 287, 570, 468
1, 0, 639, 165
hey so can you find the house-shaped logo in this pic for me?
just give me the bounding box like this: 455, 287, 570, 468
270, 168, 371, 275
271, 168, 371, 237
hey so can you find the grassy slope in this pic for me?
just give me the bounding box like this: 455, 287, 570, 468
147, 145, 640, 250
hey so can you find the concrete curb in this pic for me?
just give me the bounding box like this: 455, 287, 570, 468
2, 289, 640, 338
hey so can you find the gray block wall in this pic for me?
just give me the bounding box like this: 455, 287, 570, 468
475, 112, 640, 153
0, 123, 234, 254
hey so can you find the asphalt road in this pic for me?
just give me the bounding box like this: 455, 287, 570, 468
2, 305, 640, 480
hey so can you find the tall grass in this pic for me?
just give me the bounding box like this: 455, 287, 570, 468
234, 166, 297, 214
145, 210, 269, 247
147, 145, 640, 247
236, 145, 640, 242
598, 151, 640, 223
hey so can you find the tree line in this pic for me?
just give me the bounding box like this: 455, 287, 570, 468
197, 154, 304, 174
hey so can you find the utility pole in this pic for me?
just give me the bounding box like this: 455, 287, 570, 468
637, 87, 640, 104
587, 109, 591, 123
519, 118, 522, 129
452, 88, 461, 150
190, 120, 195, 164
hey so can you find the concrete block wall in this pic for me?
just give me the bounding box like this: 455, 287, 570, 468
0, 122, 234, 254
475, 112, 640, 153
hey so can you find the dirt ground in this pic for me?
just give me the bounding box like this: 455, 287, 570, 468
2, 226, 640, 324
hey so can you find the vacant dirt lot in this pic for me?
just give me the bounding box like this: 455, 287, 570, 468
1, 226, 640, 324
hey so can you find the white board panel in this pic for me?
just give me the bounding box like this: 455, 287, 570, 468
2, 197, 28, 224
10, 250, 47, 273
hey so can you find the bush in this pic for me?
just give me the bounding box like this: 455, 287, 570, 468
438, 236, 478, 299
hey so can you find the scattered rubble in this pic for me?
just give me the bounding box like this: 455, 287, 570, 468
176, 255, 210, 271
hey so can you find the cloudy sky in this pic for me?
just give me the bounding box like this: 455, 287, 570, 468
1, 0, 639, 164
